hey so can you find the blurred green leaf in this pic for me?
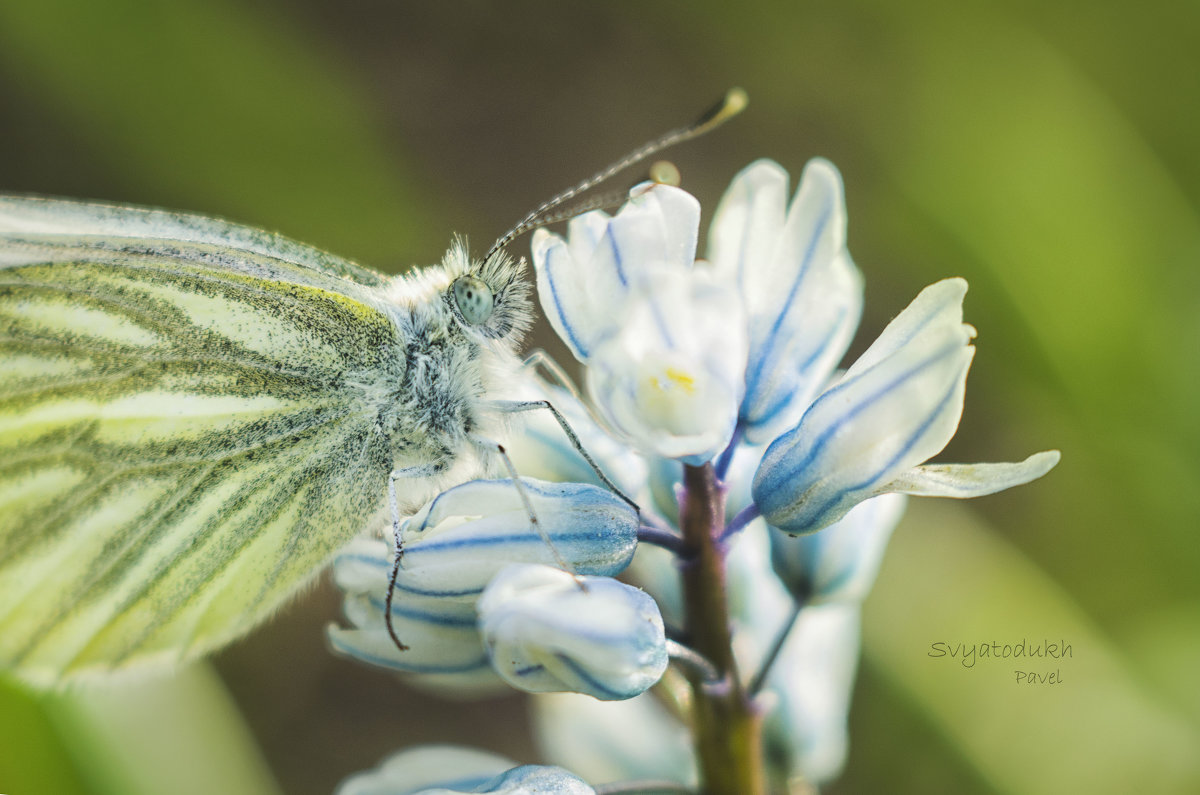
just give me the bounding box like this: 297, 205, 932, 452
863, 500, 1200, 795
1, 665, 280, 795
0, 676, 91, 794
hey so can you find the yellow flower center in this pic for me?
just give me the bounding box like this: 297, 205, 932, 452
662, 367, 697, 394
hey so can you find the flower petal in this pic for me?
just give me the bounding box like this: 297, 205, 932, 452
882, 450, 1061, 498
843, 277, 970, 380
607, 184, 700, 276
729, 159, 864, 443
532, 185, 701, 364
533, 228, 607, 360
709, 158, 789, 292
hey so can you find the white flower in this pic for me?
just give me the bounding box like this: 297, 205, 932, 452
533, 185, 748, 464
585, 265, 747, 464
709, 159, 863, 444
752, 278, 1060, 534
478, 564, 668, 700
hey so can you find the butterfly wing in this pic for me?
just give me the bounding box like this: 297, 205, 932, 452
0, 194, 392, 288
0, 196, 404, 685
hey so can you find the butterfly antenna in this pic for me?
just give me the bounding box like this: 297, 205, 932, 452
483, 87, 748, 262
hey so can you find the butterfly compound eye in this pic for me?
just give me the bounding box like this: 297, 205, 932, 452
452, 276, 495, 325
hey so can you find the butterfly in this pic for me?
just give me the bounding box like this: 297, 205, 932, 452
0, 194, 542, 686
0, 89, 746, 688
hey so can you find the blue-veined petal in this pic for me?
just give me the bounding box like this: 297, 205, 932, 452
709, 159, 863, 443
769, 493, 907, 605
752, 279, 974, 534
478, 564, 668, 701
532, 185, 701, 363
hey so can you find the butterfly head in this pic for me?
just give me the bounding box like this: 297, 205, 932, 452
442, 237, 532, 345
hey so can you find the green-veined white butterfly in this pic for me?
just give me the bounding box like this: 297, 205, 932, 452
0, 196, 536, 687
0, 88, 746, 688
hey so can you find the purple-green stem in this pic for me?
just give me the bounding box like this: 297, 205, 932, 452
678, 462, 765, 795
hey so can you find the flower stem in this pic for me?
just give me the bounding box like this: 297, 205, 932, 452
677, 463, 765, 795
637, 525, 687, 555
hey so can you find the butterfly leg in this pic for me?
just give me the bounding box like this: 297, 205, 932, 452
491, 399, 638, 511
469, 437, 581, 583
383, 463, 445, 652
521, 349, 583, 400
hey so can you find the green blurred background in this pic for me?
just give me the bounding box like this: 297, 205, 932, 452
1, 1, 1197, 793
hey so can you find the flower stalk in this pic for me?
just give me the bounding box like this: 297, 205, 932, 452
678, 462, 766, 795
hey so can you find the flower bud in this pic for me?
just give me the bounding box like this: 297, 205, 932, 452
468, 766, 594, 794
337, 746, 513, 795
327, 537, 499, 686
478, 564, 668, 701
395, 478, 639, 599
327, 478, 639, 685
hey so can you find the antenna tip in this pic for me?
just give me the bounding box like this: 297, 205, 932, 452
722, 87, 750, 118
692, 87, 749, 135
